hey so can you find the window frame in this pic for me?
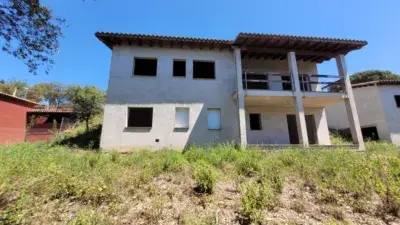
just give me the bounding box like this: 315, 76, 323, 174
173, 59, 186, 77
133, 57, 158, 76
174, 107, 190, 129
249, 113, 262, 130
207, 108, 221, 130
127, 107, 153, 128
395, 95, 400, 108
193, 60, 216, 79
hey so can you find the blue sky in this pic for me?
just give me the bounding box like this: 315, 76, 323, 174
1, 0, 399, 90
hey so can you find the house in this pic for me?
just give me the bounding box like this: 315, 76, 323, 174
326, 80, 400, 145
96, 32, 367, 150
0, 92, 37, 144
25, 105, 76, 142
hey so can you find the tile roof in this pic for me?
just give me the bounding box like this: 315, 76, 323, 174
352, 80, 400, 89
28, 108, 74, 113
0, 92, 37, 105
95, 31, 367, 63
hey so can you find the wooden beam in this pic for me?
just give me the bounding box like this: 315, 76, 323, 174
241, 47, 337, 57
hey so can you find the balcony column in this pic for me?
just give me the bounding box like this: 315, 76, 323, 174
287, 51, 309, 147
336, 55, 365, 150
234, 48, 247, 148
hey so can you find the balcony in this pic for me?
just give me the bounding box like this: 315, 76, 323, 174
241, 72, 347, 107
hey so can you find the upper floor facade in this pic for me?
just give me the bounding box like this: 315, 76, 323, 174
97, 32, 367, 108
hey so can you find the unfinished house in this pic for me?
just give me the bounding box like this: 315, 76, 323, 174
96, 32, 367, 150
327, 80, 400, 145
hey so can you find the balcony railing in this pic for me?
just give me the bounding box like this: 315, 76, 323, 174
242, 72, 345, 93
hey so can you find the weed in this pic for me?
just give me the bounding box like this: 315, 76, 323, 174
193, 161, 217, 194
68, 209, 111, 225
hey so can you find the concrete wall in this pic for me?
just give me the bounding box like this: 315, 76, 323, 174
101, 45, 330, 149
246, 106, 330, 145
242, 59, 320, 91
326, 86, 391, 143
379, 86, 400, 145
100, 46, 239, 149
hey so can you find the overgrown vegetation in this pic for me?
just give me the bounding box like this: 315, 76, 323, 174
0, 140, 398, 224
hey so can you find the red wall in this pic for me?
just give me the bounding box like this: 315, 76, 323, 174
0, 96, 35, 144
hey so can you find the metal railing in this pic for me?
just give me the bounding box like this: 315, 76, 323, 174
242, 71, 345, 93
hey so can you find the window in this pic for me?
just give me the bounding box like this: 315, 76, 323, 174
193, 61, 215, 79
127, 107, 153, 127
173, 60, 186, 77
249, 114, 262, 130
175, 108, 189, 128
281, 75, 292, 91
134, 58, 157, 76
395, 95, 400, 107
299, 75, 311, 91
207, 109, 221, 130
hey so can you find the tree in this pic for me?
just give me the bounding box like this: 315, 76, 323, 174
0, 79, 29, 97
350, 70, 400, 84
69, 86, 105, 132
0, 0, 64, 74
34, 82, 67, 105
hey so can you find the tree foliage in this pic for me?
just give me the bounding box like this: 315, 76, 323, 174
0, 0, 64, 74
350, 70, 400, 84
69, 86, 105, 132
33, 83, 67, 105
0, 79, 29, 97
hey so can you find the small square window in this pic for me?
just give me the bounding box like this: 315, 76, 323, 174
193, 61, 215, 79
134, 58, 157, 76
173, 60, 186, 77
175, 108, 189, 128
127, 107, 153, 127
395, 95, 400, 108
207, 108, 221, 130
249, 113, 262, 130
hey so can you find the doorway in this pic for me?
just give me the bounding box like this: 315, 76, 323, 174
286, 114, 318, 144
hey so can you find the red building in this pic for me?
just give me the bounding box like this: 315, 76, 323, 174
26, 105, 76, 142
0, 92, 37, 144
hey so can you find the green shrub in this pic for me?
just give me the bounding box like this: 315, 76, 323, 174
241, 180, 279, 222
235, 153, 262, 177
68, 209, 111, 225
192, 161, 217, 194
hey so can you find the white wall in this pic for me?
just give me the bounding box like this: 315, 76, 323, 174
246, 106, 331, 145
326, 86, 391, 142
101, 46, 239, 149
379, 87, 400, 145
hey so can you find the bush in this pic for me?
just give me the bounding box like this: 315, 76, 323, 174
192, 161, 217, 194
241, 179, 280, 222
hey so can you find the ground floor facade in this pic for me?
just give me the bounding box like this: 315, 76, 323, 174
100, 103, 331, 150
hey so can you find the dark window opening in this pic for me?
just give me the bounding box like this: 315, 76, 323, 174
249, 113, 262, 130
173, 60, 186, 77
193, 61, 215, 79
242, 73, 269, 90
299, 75, 311, 92
134, 58, 157, 76
128, 108, 153, 127
281, 75, 292, 91
395, 95, 400, 107
361, 126, 379, 141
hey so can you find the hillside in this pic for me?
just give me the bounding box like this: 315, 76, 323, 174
0, 139, 399, 224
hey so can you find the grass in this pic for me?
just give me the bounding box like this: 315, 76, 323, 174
0, 137, 399, 223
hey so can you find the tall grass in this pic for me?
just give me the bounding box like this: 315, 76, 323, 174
0, 142, 398, 224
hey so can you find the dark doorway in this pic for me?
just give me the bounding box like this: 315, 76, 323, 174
286, 114, 318, 144
361, 126, 379, 141
305, 115, 317, 144
286, 115, 299, 144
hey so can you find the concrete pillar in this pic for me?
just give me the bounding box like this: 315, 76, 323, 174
336, 55, 365, 150
234, 48, 247, 148
287, 52, 309, 147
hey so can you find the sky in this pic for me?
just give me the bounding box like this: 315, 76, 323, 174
1, 0, 399, 90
